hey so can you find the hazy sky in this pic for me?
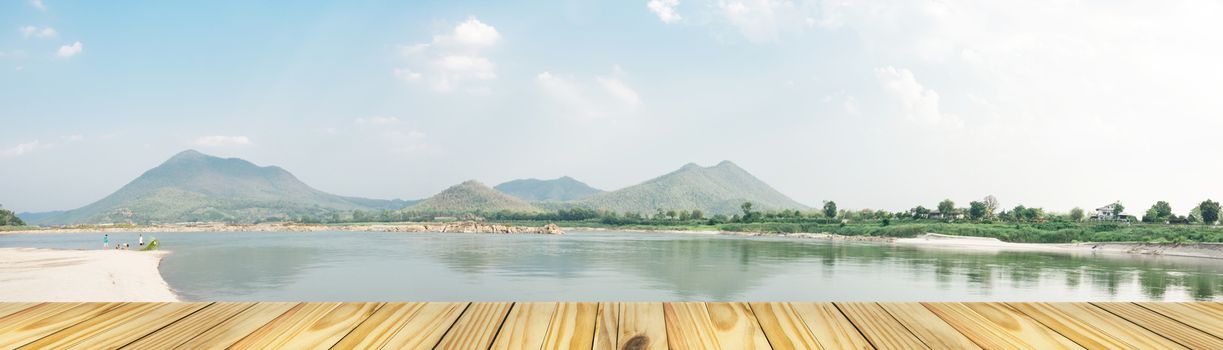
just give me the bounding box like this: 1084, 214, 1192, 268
2, 0, 1222, 215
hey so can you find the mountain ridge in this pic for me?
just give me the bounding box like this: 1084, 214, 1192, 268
30, 150, 408, 225
576, 161, 807, 215
494, 176, 603, 202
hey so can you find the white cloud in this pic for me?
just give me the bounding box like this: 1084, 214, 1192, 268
29, 0, 45, 11
355, 116, 401, 125
56, 41, 82, 58
648, 0, 683, 24
874, 66, 958, 127
718, 0, 806, 43
842, 96, 860, 115
194, 135, 251, 147
394, 17, 501, 94
19, 26, 57, 39
1, 141, 41, 157
536, 67, 643, 119
450, 18, 501, 47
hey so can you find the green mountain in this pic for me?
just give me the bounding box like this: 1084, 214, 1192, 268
577, 161, 807, 215
33, 150, 408, 225
407, 180, 539, 213
494, 176, 603, 202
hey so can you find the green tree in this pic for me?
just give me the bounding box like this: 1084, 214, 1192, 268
912, 206, 930, 218
1142, 208, 1160, 223
666, 210, 677, 220
1011, 205, 1027, 221
983, 195, 999, 219
823, 201, 837, 219
690, 209, 704, 220
938, 199, 955, 214
1200, 199, 1220, 224
1111, 201, 1125, 217
0, 204, 25, 226
1069, 207, 1085, 222
740, 202, 755, 222
678, 210, 691, 221
968, 201, 987, 220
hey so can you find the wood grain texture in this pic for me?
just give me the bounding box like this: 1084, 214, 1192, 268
664, 302, 721, 350
836, 302, 929, 350
228, 302, 381, 350
1092, 302, 1223, 349
328, 302, 425, 349
491, 302, 559, 350
171, 302, 298, 350
0, 304, 36, 321
377, 302, 468, 350
0, 302, 1211, 350
749, 302, 823, 350
619, 302, 667, 350
706, 302, 771, 350
121, 302, 254, 349
592, 302, 619, 350
923, 302, 1083, 350
22, 302, 207, 349
1136, 302, 1223, 338
878, 302, 980, 350
790, 302, 872, 350
541, 302, 598, 350
0, 303, 116, 350
434, 302, 513, 350
1009, 302, 1187, 350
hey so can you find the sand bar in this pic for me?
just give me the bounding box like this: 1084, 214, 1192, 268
0, 248, 177, 302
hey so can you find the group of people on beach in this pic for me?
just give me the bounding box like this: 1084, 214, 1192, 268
102, 233, 145, 250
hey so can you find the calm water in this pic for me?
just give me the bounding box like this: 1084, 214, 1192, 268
2, 231, 1221, 301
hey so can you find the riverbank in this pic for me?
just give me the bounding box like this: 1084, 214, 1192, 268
2, 221, 564, 235
0, 248, 178, 302
896, 233, 1223, 260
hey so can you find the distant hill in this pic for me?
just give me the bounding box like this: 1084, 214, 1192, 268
407, 180, 539, 213
494, 176, 603, 202
577, 161, 807, 215
30, 150, 409, 225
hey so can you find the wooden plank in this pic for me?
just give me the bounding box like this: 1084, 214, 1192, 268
377, 302, 468, 349
0, 304, 37, 320
329, 302, 425, 349
923, 302, 1083, 350
121, 302, 254, 349
0, 303, 116, 350
663, 302, 720, 350
1092, 302, 1223, 349
1009, 302, 1185, 350
171, 302, 297, 350
706, 302, 772, 350
228, 302, 380, 350
836, 302, 929, 350
435, 302, 513, 350
790, 302, 872, 350
1137, 302, 1223, 338
541, 302, 598, 350
749, 302, 823, 350
878, 303, 980, 350
491, 302, 559, 350
619, 302, 667, 350
22, 302, 207, 349
592, 302, 619, 350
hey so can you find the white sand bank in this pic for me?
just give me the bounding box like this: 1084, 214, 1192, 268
0, 248, 177, 302
896, 233, 1223, 259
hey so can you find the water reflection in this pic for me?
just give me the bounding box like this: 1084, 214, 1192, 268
0, 231, 1220, 301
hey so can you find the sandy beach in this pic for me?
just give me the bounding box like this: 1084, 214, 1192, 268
896, 233, 1223, 259
0, 248, 178, 302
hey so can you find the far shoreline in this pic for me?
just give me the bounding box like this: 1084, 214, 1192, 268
7, 222, 1223, 260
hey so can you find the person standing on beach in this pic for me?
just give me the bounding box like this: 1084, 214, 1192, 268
139, 234, 144, 247
103, 234, 109, 249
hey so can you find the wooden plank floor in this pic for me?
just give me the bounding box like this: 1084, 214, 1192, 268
0, 302, 1219, 349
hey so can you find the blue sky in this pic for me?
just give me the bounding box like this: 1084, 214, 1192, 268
3, 0, 1223, 215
